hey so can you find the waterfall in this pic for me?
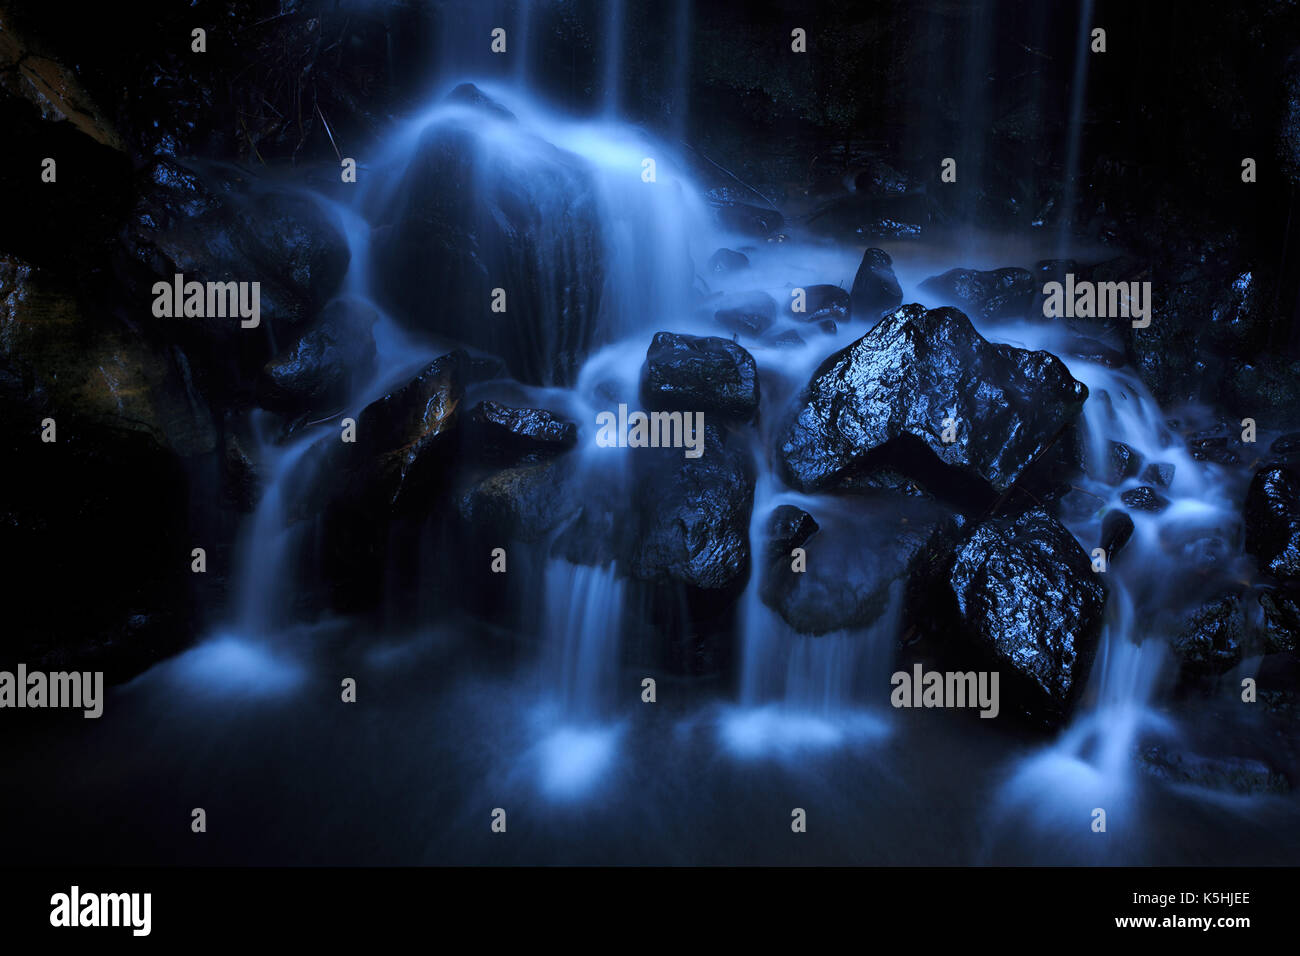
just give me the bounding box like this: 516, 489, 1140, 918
542, 561, 626, 721
1058, 0, 1096, 255
602, 0, 625, 116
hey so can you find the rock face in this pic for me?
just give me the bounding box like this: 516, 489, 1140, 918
760, 498, 950, 635
913, 507, 1106, 724
849, 248, 902, 321
1245, 466, 1300, 580
777, 304, 1088, 507
918, 267, 1034, 322
0, 257, 201, 679
258, 297, 378, 417
641, 331, 758, 421
368, 87, 606, 386
466, 400, 578, 466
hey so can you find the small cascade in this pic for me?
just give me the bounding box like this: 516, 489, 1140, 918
542, 560, 627, 722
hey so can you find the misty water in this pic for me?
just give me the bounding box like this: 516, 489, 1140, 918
6, 17, 1300, 866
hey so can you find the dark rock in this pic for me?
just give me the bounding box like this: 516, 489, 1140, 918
920, 507, 1106, 724
919, 267, 1035, 322
1245, 466, 1300, 580
1100, 510, 1134, 563
707, 248, 749, 274
1171, 595, 1244, 675
817, 319, 838, 335
1120, 485, 1170, 513
257, 297, 378, 416
222, 432, 260, 513
761, 505, 819, 566
1140, 462, 1175, 487
459, 456, 580, 544
641, 331, 759, 421
1188, 433, 1241, 465
350, 350, 468, 512
855, 217, 922, 240
777, 304, 1088, 506
762, 498, 949, 635
630, 424, 755, 597
788, 284, 849, 324
1106, 440, 1142, 484
713, 290, 777, 337
849, 247, 902, 320
466, 400, 578, 466
1259, 589, 1300, 653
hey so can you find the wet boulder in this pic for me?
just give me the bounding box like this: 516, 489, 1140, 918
459, 455, 581, 544
761, 505, 819, 566
777, 304, 1088, 506
465, 400, 578, 466
918, 267, 1035, 322
641, 331, 758, 421
849, 248, 902, 321
1170, 594, 1245, 676
1100, 510, 1134, 563
1245, 466, 1300, 581
630, 424, 755, 597
347, 350, 468, 512
1120, 485, 1170, 513
1260, 589, 1300, 653
1104, 441, 1142, 484
915, 507, 1106, 724
257, 297, 378, 417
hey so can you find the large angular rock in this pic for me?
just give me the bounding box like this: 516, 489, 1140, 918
349, 350, 468, 512
849, 247, 902, 321
912, 508, 1106, 724
1245, 466, 1300, 581
630, 424, 755, 596
777, 304, 1088, 505
465, 400, 578, 466
641, 331, 758, 421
